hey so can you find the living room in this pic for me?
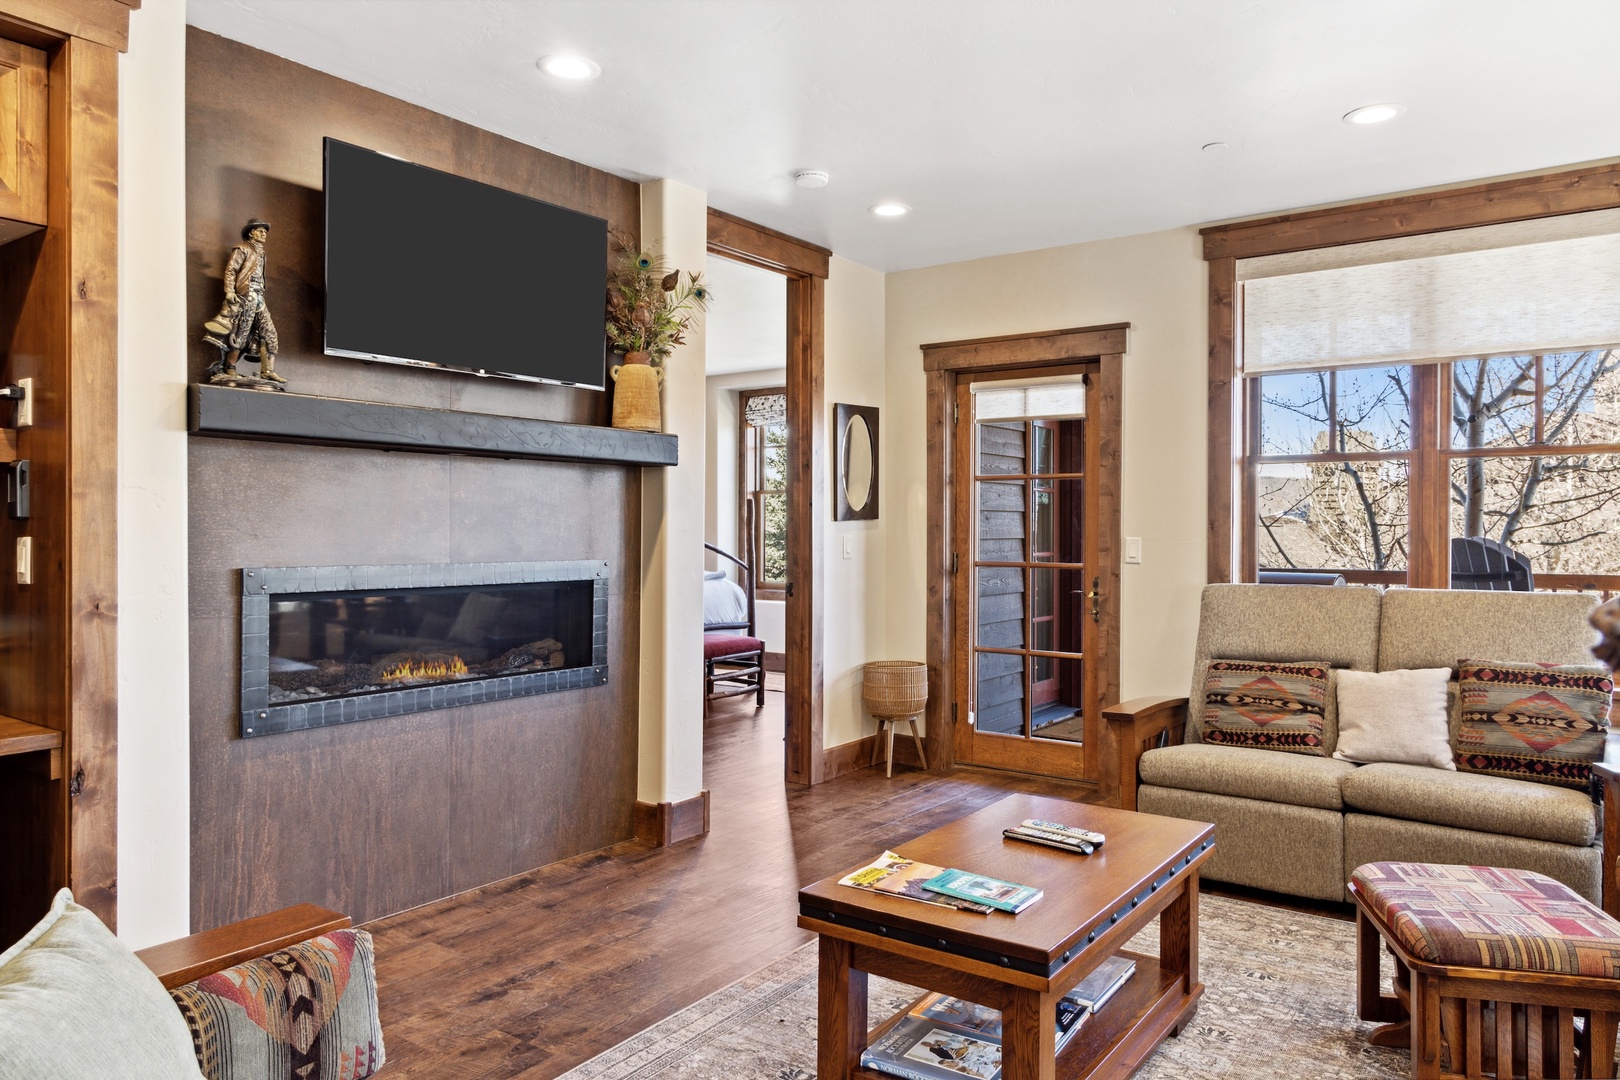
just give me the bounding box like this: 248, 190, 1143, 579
3, 1, 1620, 1078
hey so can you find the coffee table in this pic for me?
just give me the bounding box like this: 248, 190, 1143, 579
797, 793, 1214, 1080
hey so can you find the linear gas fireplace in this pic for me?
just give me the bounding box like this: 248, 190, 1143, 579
239, 561, 608, 737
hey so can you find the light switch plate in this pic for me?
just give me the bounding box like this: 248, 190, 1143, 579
16, 536, 31, 584
1125, 537, 1143, 564
842, 534, 853, 559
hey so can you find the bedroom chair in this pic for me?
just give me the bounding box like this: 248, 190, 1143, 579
703, 499, 766, 715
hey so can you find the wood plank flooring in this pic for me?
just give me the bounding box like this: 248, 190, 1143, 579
364, 690, 1097, 1078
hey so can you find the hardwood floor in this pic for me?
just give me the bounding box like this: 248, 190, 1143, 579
365, 688, 1097, 1078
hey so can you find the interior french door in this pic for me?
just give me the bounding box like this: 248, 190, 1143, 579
953, 366, 1104, 780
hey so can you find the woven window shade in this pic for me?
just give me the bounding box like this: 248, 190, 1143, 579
970, 375, 1085, 422
1239, 208, 1620, 374
743, 392, 786, 427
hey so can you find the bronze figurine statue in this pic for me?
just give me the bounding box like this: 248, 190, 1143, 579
203, 218, 287, 391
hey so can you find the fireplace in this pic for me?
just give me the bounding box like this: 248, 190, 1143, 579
239, 561, 608, 737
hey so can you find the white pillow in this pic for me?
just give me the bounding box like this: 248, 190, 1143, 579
0, 889, 205, 1080
1332, 667, 1455, 770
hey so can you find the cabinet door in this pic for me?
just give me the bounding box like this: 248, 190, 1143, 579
0, 37, 46, 226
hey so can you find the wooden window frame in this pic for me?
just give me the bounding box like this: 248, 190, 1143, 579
1203, 161, 1620, 587
738, 385, 788, 600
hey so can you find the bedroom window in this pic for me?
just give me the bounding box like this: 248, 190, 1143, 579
741, 387, 788, 598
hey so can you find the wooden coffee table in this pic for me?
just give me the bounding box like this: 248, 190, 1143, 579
797, 793, 1214, 1080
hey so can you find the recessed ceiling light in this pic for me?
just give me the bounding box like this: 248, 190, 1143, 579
537, 54, 601, 81
870, 202, 910, 218
1342, 103, 1405, 126
794, 170, 830, 189
1201, 142, 1229, 153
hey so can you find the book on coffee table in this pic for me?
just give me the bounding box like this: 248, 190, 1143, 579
839, 851, 994, 914
1068, 954, 1136, 1013
921, 868, 1043, 913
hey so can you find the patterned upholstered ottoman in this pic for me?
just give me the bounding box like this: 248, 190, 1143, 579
1349, 862, 1620, 1079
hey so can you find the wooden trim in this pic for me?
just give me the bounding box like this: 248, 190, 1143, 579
136, 904, 351, 990
822, 734, 877, 781
786, 274, 825, 785
0, 0, 137, 52
632, 790, 711, 846
925, 368, 956, 772
708, 214, 826, 787
706, 207, 830, 279
1092, 355, 1124, 794
920, 324, 1128, 373
762, 651, 784, 672
1206, 258, 1236, 584
1407, 365, 1447, 589
0, 713, 61, 756
1200, 160, 1620, 262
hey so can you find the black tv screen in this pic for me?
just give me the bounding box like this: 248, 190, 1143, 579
323, 138, 608, 389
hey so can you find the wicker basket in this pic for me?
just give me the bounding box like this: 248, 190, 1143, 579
862, 660, 928, 718
610, 352, 663, 432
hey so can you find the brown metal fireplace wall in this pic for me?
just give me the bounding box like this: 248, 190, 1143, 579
241, 562, 608, 737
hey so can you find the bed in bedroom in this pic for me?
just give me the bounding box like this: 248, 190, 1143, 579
703, 501, 765, 714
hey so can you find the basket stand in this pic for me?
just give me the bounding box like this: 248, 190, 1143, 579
862, 660, 930, 778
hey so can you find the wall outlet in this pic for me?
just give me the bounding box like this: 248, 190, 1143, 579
841, 534, 853, 559
16, 536, 31, 585
1125, 537, 1143, 564
14, 377, 32, 428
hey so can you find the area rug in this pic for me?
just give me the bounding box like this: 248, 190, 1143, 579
559, 894, 1409, 1079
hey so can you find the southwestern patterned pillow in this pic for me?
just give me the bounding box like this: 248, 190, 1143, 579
170, 928, 385, 1080
1455, 659, 1612, 790
1200, 659, 1330, 756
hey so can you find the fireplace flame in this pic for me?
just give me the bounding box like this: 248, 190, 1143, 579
380, 656, 469, 682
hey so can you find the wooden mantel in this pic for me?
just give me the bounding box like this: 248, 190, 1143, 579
188, 384, 678, 467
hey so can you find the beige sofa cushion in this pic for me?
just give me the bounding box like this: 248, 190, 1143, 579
1340, 762, 1598, 847
1187, 584, 1383, 753
1333, 668, 1455, 770
1139, 743, 1357, 811
1378, 588, 1597, 672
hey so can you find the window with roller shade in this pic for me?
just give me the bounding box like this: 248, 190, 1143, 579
1242, 209, 1620, 594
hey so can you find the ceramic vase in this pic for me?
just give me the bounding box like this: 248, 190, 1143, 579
610, 351, 663, 432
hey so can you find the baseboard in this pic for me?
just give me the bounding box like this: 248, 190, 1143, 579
822, 730, 928, 780
633, 790, 711, 846
763, 651, 785, 672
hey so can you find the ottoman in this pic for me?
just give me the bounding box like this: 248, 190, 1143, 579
1350, 862, 1620, 1079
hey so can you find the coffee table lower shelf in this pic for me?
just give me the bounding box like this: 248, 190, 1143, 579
853, 950, 1191, 1080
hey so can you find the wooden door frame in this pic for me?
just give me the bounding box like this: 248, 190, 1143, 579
707, 208, 831, 785
922, 324, 1127, 793
1200, 160, 1620, 585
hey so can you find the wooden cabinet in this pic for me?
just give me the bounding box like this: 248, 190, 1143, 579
0, 35, 46, 226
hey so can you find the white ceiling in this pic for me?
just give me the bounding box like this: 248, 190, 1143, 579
704, 256, 787, 375
187, 0, 1620, 273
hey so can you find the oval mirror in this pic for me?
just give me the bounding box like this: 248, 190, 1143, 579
843, 414, 873, 512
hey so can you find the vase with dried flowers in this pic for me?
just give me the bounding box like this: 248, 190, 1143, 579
604, 241, 711, 432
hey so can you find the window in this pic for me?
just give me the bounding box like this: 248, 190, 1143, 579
1249, 348, 1620, 592
740, 388, 788, 596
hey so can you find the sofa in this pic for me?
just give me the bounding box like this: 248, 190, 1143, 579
1105, 584, 1620, 913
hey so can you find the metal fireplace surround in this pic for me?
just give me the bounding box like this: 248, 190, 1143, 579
239, 561, 608, 738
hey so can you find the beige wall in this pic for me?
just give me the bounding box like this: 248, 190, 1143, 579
823, 256, 888, 748
117, 0, 190, 948
882, 228, 1209, 725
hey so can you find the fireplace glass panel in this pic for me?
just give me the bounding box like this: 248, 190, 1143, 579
268, 580, 594, 706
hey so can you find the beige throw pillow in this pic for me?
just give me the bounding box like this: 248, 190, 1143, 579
1333, 667, 1456, 770
0, 889, 205, 1080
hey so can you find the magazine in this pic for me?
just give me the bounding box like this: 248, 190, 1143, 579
862, 992, 1087, 1080
839, 851, 995, 914
921, 868, 1043, 913
1068, 954, 1136, 1012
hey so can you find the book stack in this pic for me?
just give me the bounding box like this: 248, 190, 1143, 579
859, 956, 1137, 1080
1002, 818, 1106, 855
839, 851, 995, 914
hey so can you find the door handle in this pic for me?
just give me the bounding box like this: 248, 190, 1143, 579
1088, 577, 1100, 623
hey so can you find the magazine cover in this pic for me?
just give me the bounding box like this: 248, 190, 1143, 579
913, 992, 1087, 1043
840, 851, 994, 914
1069, 955, 1137, 1011
921, 869, 1043, 913
861, 1014, 1002, 1080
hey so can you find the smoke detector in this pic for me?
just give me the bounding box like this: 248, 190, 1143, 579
794, 170, 830, 189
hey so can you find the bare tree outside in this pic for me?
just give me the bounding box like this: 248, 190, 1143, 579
1256, 349, 1620, 579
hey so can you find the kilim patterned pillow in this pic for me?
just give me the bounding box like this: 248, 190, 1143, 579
1455, 659, 1612, 790
1201, 659, 1330, 756
170, 928, 385, 1080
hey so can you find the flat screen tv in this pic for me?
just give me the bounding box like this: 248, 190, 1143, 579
323, 138, 609, 389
